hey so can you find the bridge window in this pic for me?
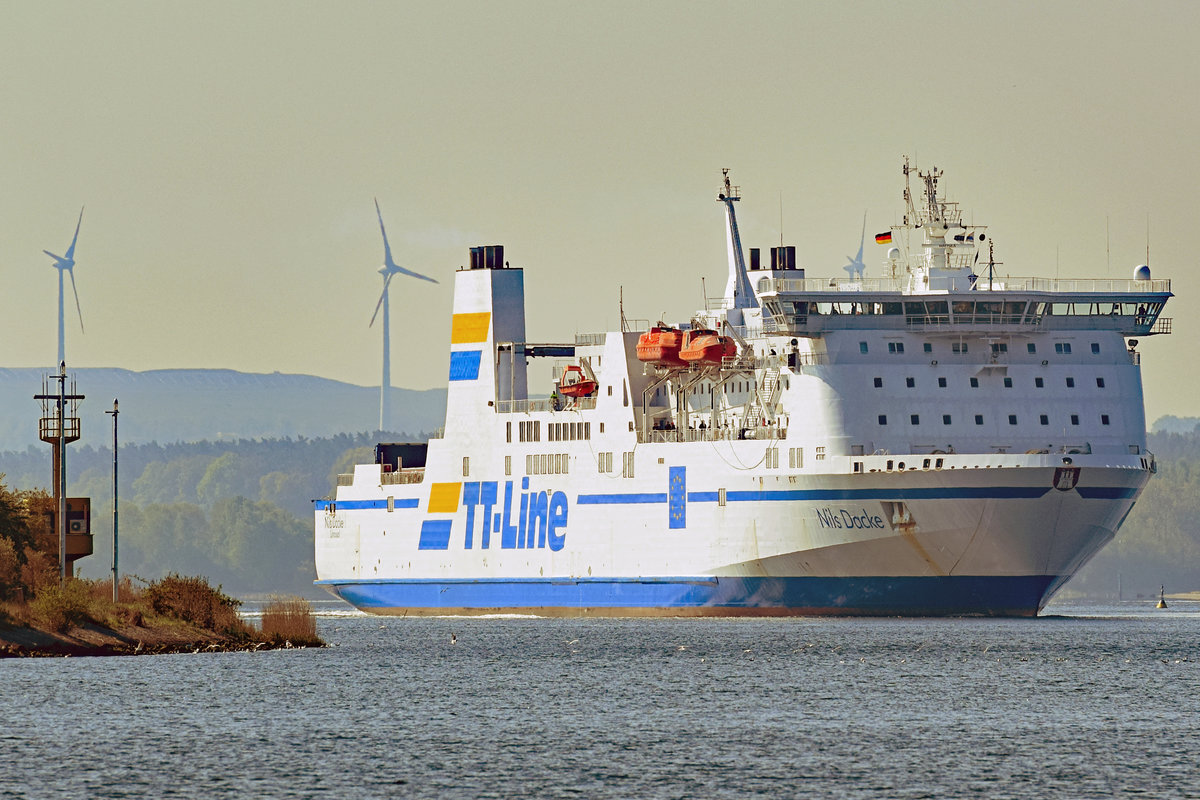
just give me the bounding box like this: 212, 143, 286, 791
910, 414, 920, 425
1035, 377, 1044, 388
888, 342, 905, 354
1101, 414, 1111, 426
1028, 343, 1037, 354
860, 341, 869, 354
1066, 377, 1075, 388
1055, 342, 1072, 354
1091, 342, 1101, 354
906, 377, 915, 388
975, 415, 984, 425
942, 414, 952, 425
1003, 377, 1013, 388
923, 342, 933, 353
874, 377, 883, 388
953, 342, 968, 354
1097, 377, 1105, 388
1040, 414, 1049, 426
970, 377, 979, 388
991, 343, 1008, 354
1008, 415, 1018, 425
938, 377, 947, 388
1071, 414, 1080, 425
878, 415, 888, 425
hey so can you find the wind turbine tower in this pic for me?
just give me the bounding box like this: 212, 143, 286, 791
369, 199, 437, 433
43, 208, 86, 365
843, 211, 868, 281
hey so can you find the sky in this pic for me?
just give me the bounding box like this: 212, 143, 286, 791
2, 0, 1198, 424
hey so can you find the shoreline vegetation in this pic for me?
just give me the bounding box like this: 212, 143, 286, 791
2, 476, 323, 657
0, 575, 325, 658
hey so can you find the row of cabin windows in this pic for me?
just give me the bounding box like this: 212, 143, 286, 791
878, 413, 1111, 426
549, 421, 590, 442
527, 453, 569, 475
511, 420, 605, 443
861, 341, 1101, 355
875, 376, 1105, 389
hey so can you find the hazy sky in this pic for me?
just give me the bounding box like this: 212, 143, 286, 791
3, 1, 1198, 423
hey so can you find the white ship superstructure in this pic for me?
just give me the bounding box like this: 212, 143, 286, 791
315, 164, 1172, 616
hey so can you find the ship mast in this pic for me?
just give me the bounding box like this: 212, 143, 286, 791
718, 169, 758, 312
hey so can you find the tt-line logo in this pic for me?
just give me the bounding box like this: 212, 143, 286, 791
461, 479, 569, 551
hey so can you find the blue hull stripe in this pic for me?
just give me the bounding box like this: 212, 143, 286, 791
1076, 486, 1139, 499
316, 575, 1061, 616
315, 498, 419, 511
577, 486, 1053, 505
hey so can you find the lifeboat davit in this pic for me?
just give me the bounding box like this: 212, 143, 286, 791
636, 324, 686, 368
679, 328, 737, 365
558, 365, 597, 398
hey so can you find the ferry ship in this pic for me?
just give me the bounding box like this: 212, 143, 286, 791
315, 162, 1172, 616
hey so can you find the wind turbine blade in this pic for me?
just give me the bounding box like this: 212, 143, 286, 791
374, 198, 395, 269
855, 211, 866, 262
393, 264, 439, 284
68, 267, 84, 333
369, 273, 394, 327
65, 206, 84, 260
44, 249, 65, 262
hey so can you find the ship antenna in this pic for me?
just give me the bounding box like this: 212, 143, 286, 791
1146, 212, 1151, 265
779, 191, 784, 248
619, 285, 629, 333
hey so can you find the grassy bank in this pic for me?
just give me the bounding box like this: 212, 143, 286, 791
0, 575, 323, 657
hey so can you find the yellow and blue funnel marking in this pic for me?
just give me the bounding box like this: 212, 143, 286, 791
419, 482, 462, 549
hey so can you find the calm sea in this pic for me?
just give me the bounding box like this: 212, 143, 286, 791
2, 601, 1198, 799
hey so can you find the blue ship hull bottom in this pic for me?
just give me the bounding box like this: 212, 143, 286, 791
316, 575, 1064, 618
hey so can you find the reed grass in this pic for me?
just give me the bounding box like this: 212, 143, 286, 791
259, 595, 323, 647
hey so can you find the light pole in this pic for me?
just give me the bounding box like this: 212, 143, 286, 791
106, 399, 118, 603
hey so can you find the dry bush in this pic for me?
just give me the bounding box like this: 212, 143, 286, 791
31, 579, 94, 633
20, 548, 57, 597
144, 574, 249, 636
0, 537, 19, 600
260, 595, 323, 646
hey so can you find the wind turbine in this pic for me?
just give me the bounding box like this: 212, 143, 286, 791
843, 211, 867, 280
43, 207, 85, 365
369, 198, 437, 433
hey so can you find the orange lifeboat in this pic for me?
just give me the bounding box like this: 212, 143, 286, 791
558, 365, 597, 398
636, 324, 686, 368
679, 328, 737, 365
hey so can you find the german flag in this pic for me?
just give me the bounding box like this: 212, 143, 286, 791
875, 231, 893, 245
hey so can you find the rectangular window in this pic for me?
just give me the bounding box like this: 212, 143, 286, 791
1003, 377, 1013, 388
1066, 377, 1075, 388
906, 377, 915, 388
923, 342, 933, 353
1039, 414, 1049, 425
718, 488, 727, 507
562, 453, 569, 473
549, 424, 557, 442
953, 342, 968, 354
991, 343, 1008, 354
937, 377, 947, 388
585, 422, 591, 439
888, 342, 905, 354
535, 421, 541, 441
910, 414, 920, 425
1027, 343, 1037, 354
878, 414, 888, 425
1101, 414, 1111, 425
505, 455, 511, 476
1008, 414, 1018, 425
600, 422, 605, 433
789, 447, 804, 468
942, 414, 952, 425
506, 421, 512, 443
1056, 342, 1072, 354
1035, 377, 1044, 388
975, 414, 984, 425
1071, 414, 1080, 425
860, 341, 869, 354
1096, 377, 1105, 388
463, 457, 470, 477
526, 454, 533, 474
874, 377, 883, 388
970, 377, 979, 388
816, 446, 826, 461
1091, 342, 1101, 354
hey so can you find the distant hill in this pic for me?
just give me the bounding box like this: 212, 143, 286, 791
0, 368, 446, 451
1151, 416, 1200, 435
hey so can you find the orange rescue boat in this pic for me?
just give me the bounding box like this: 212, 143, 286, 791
636, 324, 687, 368
679, 328, 737, 365
558, 365, 597, 398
